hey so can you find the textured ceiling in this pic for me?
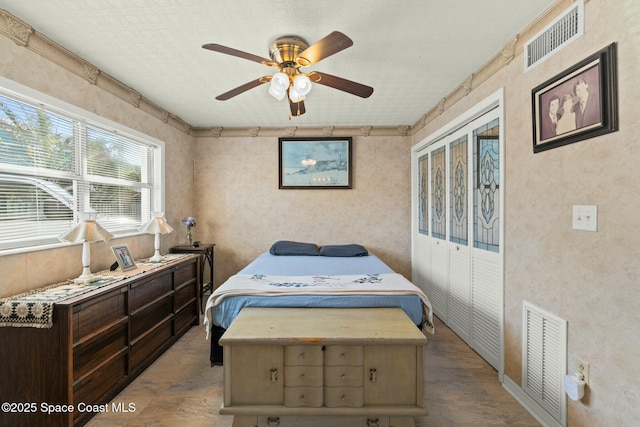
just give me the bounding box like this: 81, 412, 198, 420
0, 0, 555, 129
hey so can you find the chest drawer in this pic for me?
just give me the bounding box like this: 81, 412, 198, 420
324, 345, 363, 366
284, 386, 323, 407
324, 386, 364, 408
324, 365, 363, 387
284, 365, 323, 387
284, 345, 323, 366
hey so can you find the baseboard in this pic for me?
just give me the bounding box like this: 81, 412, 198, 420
502, 374, 565, 427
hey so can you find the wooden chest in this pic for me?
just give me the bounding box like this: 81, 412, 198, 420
219, 307, 429, 427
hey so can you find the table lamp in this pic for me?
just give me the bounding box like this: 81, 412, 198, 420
59, 212, 113, 283
138, 211, 174, 262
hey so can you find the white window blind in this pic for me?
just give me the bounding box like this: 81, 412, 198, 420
0, 91, 161, 252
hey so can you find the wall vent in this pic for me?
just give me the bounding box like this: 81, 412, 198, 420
524, 0, 584, 72
522, 302, 567, 426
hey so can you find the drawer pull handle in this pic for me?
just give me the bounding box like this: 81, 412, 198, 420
341, 394, 346, 401
299, 352, 305, 359
341, 374, 346, 380
341, 353, 346, 359
270, 368, 278, 382
267, 417, 280, 426
369, 368, 377, 382
367, 418, 380, 426
300, 373, 305, 379
299, 394, 305, 400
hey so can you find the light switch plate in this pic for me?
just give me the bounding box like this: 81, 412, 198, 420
572, 205, 597, 231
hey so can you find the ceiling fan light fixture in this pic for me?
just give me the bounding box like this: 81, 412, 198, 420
269, 72, 289, 100
288, 87, 305, 103
292, 74, 312, 96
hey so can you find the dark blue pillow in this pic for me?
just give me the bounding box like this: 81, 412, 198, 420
269, 240, 319, 256
319, 244, 369, 257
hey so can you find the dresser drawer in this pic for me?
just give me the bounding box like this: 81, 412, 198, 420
284, 345, 323, 366
129, 318, 172, 369
130, 294, 173, 339
257, 416, 389, 427
284, 386, 323, 407
73, 352, 127, 408
324, 345, 363, 366
324, 365, 363, 387
130, 273, 173, 311
324, 386, 364, 407
73, 320, 128, 379
73, 288, 127, 341
174, 300, 197, 333
174, 280, 197, 310
284, 365, 323, 387
174, 260, 198, 288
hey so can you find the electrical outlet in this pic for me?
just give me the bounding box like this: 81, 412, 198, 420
577, 358, 590, 384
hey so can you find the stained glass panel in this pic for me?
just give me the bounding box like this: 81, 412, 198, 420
473, 119, 500, 252
450, 135, 468, 245
431, 146, 446, 240
418, 153, 428, 235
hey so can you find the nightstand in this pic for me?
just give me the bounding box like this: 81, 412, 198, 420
170, 243, 214, 313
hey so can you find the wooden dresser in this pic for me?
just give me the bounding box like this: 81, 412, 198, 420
0, 255, 199, 427
219, 307, 429, 427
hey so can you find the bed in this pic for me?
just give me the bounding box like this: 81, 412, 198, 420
204, 241, 434, 365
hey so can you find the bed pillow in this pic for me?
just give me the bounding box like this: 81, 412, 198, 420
319, 244, 369, 257
269, 240, 319, 256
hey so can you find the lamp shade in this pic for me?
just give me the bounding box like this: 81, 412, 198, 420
139, 212, 173, 263
138, 212, 174, 234
58, 212, 113, 244
58, 212, 113, 284
292, 74, 312, 96
268, 72, 289, 100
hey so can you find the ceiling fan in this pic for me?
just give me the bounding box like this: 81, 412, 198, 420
202, 31, 374, 117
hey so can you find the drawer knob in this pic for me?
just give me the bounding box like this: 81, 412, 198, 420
270, 368, 278, 382
267, 417, 280, 426
299, 352, 305, 359
300, 373, 305, 379
299, 394, 305, 400
341, 374, 346, 380
341, 394, 346, 401
369, 368, 377, 382
341, 353, 346, 359
367, 418, 381, 427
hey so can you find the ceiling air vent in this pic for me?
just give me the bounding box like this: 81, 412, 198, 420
524, 0, 584, 72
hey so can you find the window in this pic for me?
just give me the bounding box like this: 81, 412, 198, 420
0, 86, 164, 253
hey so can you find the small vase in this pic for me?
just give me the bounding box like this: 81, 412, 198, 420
186, 228, 193, 246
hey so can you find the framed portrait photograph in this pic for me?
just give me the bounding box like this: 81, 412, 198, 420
111, 244, 137, 271
532, 42, 618, 153
279, 137, 352, 189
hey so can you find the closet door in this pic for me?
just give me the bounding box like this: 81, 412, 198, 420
412, 153, 432, 298
429, 146, 449, 322
447, 134, 471, 343
470, 117, 503, 370
412, 94, 504, 374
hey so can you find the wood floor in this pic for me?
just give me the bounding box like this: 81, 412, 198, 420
86, 316, 540, 427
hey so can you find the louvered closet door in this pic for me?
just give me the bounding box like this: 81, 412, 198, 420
429, 146, 449, 322
470, 115, 502, 371
447, 134, 471, 343
412, 96, 503, 374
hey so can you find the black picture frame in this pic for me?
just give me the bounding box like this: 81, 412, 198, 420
532, 42, 618, 153
279, 137, 352, 189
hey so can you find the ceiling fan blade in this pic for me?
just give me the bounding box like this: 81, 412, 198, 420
289, 98, 306, 116
215, 77, 271, 100
309, 72, 374, 98
202, 43, 278, 67
296, 31, 353, 67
